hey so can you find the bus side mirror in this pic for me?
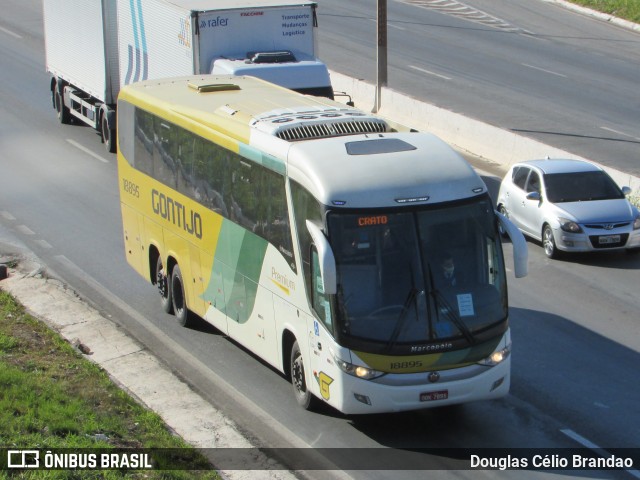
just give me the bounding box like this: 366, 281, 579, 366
496, 211, 529, 278
306, 220, 337, 294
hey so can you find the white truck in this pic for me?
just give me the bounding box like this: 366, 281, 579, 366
43, 0, 333, 152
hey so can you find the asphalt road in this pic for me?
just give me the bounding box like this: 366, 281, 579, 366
315, 0, 640, 177
1, 1, 639, 479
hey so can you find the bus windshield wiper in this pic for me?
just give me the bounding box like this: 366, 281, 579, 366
426, 263, 475, 345
385, 288, 419, 353
431, 289, 475, 345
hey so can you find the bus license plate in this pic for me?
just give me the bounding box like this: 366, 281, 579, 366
420, 390, 448, 402
599, 235, 620, 244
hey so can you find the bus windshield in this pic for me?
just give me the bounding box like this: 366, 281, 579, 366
328, 196, 507, 349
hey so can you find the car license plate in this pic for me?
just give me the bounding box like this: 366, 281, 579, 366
599, 235, 620, 244
420, 390, 448, 402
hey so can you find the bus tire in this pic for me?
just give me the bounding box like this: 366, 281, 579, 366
156, 256, 173, 314
170, 264, 190, 327
290, 340, 316, 410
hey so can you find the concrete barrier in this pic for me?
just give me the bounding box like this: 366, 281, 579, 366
329, 70, 640, 193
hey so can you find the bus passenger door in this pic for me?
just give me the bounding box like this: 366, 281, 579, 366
306, 249, 341, 407
202, 256, 228, 334
225, 274, 278, 366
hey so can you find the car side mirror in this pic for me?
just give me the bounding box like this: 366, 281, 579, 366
622, 186, 632, 196
526, 191, 541, 202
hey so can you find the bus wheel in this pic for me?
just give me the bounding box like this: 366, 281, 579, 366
156, 256, 173, 314
290, 341, 315, 410
171, 264, 190, 327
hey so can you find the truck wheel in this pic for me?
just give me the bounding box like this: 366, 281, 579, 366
290, 340, 316, 410
101, 114, 116, 153
55, 89, 70, 124
171, 264, 191, 327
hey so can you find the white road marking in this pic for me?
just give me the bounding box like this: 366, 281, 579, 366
368, 18, 406, 30
66, 139, 110, 164
409, 64, 452, 80
16, 225, 35, 235
35, 239, 53, 249
561, 429, 640, 479
0, 26, 22, 39
1, 211, 16, 221
402, 0, 529, 33
522, 63, 567, 78
600, 126, 640, 141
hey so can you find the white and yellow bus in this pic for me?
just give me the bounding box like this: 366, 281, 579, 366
117, 75, 527, 414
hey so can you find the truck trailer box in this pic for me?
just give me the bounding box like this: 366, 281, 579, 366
44, 0, 334, 153
44, 0, 120, 104
118, 0, 332, 97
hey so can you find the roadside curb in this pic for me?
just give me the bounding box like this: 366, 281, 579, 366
540, 0, 640, 33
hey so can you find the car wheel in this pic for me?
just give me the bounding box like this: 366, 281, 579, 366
497, 205, 508, 237
542, 225, 559, 259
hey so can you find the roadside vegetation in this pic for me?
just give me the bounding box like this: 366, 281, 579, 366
0, 288, 219, 479
568, 0, 640, 23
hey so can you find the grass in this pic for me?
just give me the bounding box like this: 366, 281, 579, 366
567, 0, 640, 23
0, 289, 220, 479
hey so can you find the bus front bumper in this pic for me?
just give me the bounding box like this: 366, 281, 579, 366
332, 358, 510, 415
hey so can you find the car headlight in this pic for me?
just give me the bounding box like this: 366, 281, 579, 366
559, 217, 583, 233
333, 355, 385, 380
633, 216, 640, 230
478, 344, 511, 366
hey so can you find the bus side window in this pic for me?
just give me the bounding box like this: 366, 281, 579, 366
311, 247, 332, 332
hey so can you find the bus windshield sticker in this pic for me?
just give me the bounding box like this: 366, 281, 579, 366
457, 294, 475, 317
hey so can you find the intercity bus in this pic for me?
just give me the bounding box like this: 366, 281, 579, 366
116, 75, 528, 414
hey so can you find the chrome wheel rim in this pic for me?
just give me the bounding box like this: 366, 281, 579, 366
543, 228, 555, 257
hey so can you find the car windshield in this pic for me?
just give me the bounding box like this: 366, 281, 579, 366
327, 197, 507, 348
544, 171, 624, 203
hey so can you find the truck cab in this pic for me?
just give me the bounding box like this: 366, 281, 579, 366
210, 50, 333, 99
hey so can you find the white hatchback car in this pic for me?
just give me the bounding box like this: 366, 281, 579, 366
497, 159, 640, 258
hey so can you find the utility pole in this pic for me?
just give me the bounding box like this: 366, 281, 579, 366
374, 0, 387, 113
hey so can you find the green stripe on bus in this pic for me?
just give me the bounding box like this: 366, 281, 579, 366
239, 143, 286, 175
204, 220, 268, 324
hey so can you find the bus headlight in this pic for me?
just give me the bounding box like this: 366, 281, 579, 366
334, 356, 385, 380
478, 344, 511, 366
